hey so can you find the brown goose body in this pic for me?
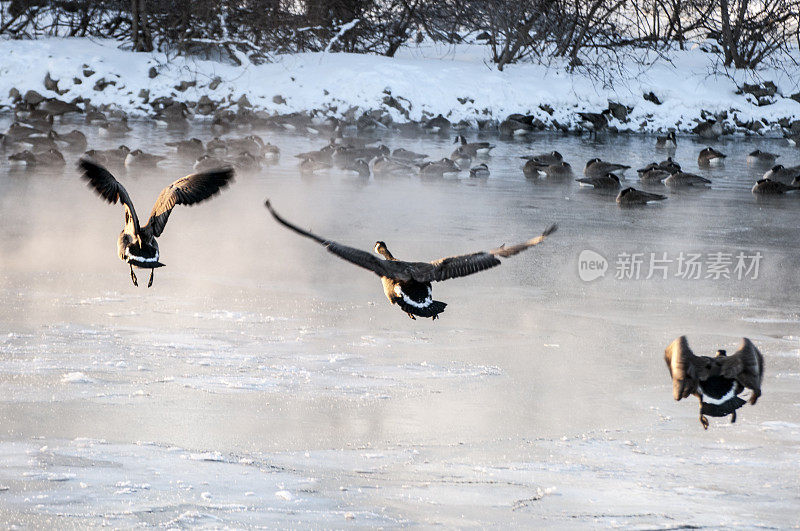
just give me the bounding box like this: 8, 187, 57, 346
265, 201, 557, 320
79, 158, 234, 287
665, 336, 764, 429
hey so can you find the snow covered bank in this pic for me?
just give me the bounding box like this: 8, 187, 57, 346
2, 37, 800, 135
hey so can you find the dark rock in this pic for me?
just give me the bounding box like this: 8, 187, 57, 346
23, 90, 45, 105
174, 80, 196, 92
790, 120, 800, 133
148, 67, 158, 79
790, 92, 800, 104
196, 95, 216, 115
44, 72, 59, 93
83, 68, 95, 77
740, 81, 777, 99
73, 77, 82, 85
457, 96, 474, 105
93, 78, 116, 91
8, 88, 20, 102
138, 89, 149, 103
235, 94, 251, 108
643, 91, 661, 105
208, 77, 222, 90
539, 104, 554, 115
272, 94, 286, 105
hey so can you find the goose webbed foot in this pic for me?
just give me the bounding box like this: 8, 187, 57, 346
730, 411, 737, 424
129, 264, 138, 287
147, 268, 154, 288
406, 312, 416, 320
700, 413, 709, 430
431, 313, 439, 321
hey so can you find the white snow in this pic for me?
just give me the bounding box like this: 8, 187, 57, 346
1, 37, 799, 133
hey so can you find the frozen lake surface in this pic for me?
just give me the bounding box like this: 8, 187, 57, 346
1, 119, 799, 527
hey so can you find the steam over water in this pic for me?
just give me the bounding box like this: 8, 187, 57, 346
1, 117, 799, 527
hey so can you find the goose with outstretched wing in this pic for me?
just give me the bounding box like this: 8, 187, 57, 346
79, 158, 234, 287
665, 336, 764, 429
265, 200, 557, 320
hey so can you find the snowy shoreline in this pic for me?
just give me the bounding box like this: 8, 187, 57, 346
2, 37, 800, 136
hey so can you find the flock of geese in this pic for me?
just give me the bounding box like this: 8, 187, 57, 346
1, 103, 777, 430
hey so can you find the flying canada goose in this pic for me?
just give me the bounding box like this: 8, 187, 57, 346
665, 171, 712, 188
747, 150, 778, 165
698, 147, 726, 166
78, 158, 234, 287
584, 158, 630, 177
576, 173, 620, 189
751, 179, 797, 194
453, 135, 495, 157
664, 336, 764, 429
616, 187, 666, 205
655, 131, 677, 149
264, 201, 557, 320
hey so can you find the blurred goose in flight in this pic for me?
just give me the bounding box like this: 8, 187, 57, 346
664, 336, 763, 429
265, 201, 556, 320
576, 173, 620, 189
665, 171, 712, 188
747, 150, 778, 165
78, 158, 234, 287
698, 147, 726, 166
616, 187, 666, 205
655, 131, 677, 149
751, 178, 797, 195
453, 135, 495, 157
584, 158, 630, 177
